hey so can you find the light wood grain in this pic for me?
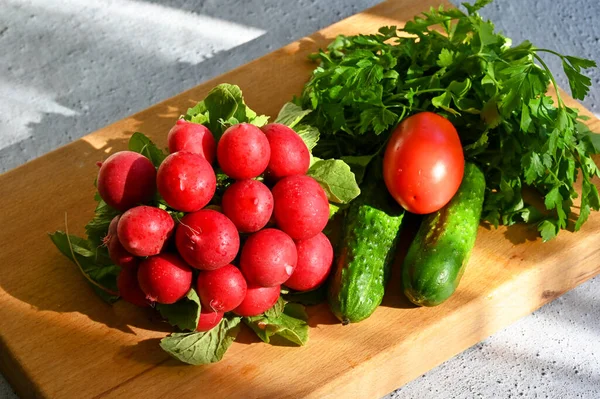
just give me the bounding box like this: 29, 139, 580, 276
1, 1, 599, 398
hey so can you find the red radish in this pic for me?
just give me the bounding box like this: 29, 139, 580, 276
221, 180, 273, 233
233, 285, 281, 317
97, 151, 157, 211
168, 119, 216, 163
240, 228, 297, 287
285, 232, 334, 291
157, 151, 216, 212
196, 265, 247, 312
175, 209, 239, 270
137, 253, 192, 304
196, 310, 224, 332
106, 215, 138, 269
117, 266, 151, 307
117, 206, 174, 257
217, 123, 270, 179
262, 123, 310, 180
272, 175, 329, 240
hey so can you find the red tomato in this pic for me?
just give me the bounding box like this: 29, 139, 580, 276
383, 112, 464, 214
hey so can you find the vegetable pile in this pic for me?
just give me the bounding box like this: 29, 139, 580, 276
50, 0, 600, 365
302, 0, 598, 321
50, 84, 360, 364
300, 0, 599, 241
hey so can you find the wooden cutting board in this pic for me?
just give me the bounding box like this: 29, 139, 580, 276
1, 0, 599, 398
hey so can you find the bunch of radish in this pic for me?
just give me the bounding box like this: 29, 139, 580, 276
98, 119, 334, 332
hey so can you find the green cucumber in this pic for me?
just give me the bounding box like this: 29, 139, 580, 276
402, 163, 485, 307
328, 182, 404, 324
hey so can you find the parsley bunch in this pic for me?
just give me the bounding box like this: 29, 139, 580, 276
299, 0, 599, 240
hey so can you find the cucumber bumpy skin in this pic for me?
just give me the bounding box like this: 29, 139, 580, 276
328, 183, 404, 324
402, 163, 485, 307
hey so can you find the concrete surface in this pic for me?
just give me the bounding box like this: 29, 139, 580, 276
1, 0, 599, 398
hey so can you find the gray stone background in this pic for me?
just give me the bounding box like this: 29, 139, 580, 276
1, 0, 599, 397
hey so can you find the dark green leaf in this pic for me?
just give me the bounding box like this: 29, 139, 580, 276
128, 132, 167, 167
358, 107, 398, 135
520, 103, 532, 133
582, 129, 600, 154
184, 84, 268, 140
520, 206, 544, 224
462, 0, 493, 14
538, 219, 558, 242
565, 56, 597, 70
85, 199, 120, 248
481, 99, 502, 128
523, 152, 544, 185
156, 288, 201, 331
544, 186, 562, 210
432, 91, 460, 115
575, 179, 599, 231
160, 316, 242, 365
563, 60, 592, 100
475, 19, 499, 47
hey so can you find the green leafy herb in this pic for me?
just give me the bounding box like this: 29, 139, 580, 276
299, 1, 599, 239
184, 83, 269, 140
160, 316, 242, 365
49, 230, 119, 303
244, 303, 309, 346
128, 132, 167, 168
307, 159, 361, 204
156, 288, 202, 331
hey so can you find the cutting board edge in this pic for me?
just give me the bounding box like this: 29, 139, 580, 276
1, 0, 599, 397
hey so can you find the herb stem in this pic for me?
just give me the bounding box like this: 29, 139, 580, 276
533, 48, 565, 59
532, 53, 564, 108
